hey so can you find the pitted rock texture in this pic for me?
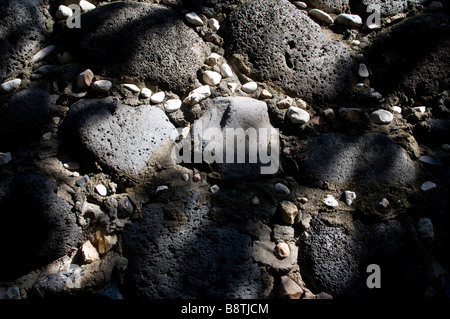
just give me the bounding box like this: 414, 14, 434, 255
299, 215, 429, 298
62, 98, 177, 178
122, 193, 264, 298
365, 12, 450, 97
352, 0, 423, 17
59, 2, 209, 94
0, 174, 81, 281
191, 97, 278, 180
225, 0, 353, 102
302, 133, 416, 186
0, 87, 51, 147
307, 0, 349, 13
0, 0, 48, 82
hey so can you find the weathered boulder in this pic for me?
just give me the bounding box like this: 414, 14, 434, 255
299, 215, 430, 298
59, 2, 209, 94
0, 0, 48, 82
182, 0, 245, 17
307, 0, 349, 14
301, 133, 416, 186
352, 0, 424, 18
62, 98, 177, 178
121, 193, 264, 298
224, 0, 352, 102
189, 97, 279, 180
0, 87, 51, 147
365, 13, 450, 97
0, 174, 81, 281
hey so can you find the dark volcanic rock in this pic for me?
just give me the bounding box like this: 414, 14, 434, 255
122, 193, 264, 298
352, 0, 423, 18
365, 13, 450, 97
308, 0, 349, 14
0, 174, 81, 281
299, 215, 429, 298
62, 98, 177, 178
182, 0, 245, 17
0, 0, 48, 82
0, 87, 52, 148
59, 2, 208, 94
302, 133, 416, 186
224, 0, 352, 102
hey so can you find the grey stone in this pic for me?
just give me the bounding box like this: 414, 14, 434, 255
335, 14, 363, 28
121, 193, 264, 298
0, 79, 21, 93
225, 0, 352, 102
307, 0, 349, 13
366, 13, 450, 97
60, 2, 208, 94
419, 155, 442, 166
417, 218, 434, 241
62, 98, 177, 178
299, 216, 423, 298
0, 152, 12, 165
0, 174, 81, 281
0, 0, 48, 82
302, 133, 416, 186
352, 0, 423, 18
371, 109, 393, 125
309, 9, 334, 24
191, 97, 279, 180
0, 87, 51, 147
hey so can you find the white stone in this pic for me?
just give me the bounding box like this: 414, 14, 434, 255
185, 12, 204, 26
260, 89, 273, 99
417, 218, 434, 241
210, 185, 220, 193
206, 53, 221, 66
55, 5, 73, 20
287, 106, 310, 124
79, 0, 96, 12
277, 97, 295, 109
276, 242, 290, 258
140, 87, 152, 99
323, 108, 335, 120
0, 79, 21, 93
378, 198, 389, 208
155, 185, 169, 195
123, 83, 140, 93
220, 63, 233, 78
309, 9, 334, 25
413, 106, 426, 113
356, 83, 365, 88
251, 196, 260, 205
228, 82, 238, 93
183, 85, 211, 106
274, 183, 290, 195
293, 1, 307, 9
57, 52, 72, 64
358, 63, 369, 78
421, 181, 437, 191
208, 18, 220, 31
296, 99, 307, 108
151, 91, 166, 104
352, 40, 361, 46
392, 106, 402, 114
371, 109, 393, 125
0, 152, 12, 166
165, 99, 182, 113
82, 241, 100, 263
182, 173, 190, 181
336, 14, 363, 28
63, 161, 81, 170
42, 132, 52, 141
30, 45, 56, 64
324, 195, 339, 207
95, 184, 108, 196
202, 70, 222, 86
92, 80, 112, 92
344, 190, 357, 206
241, 81, 258, 93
